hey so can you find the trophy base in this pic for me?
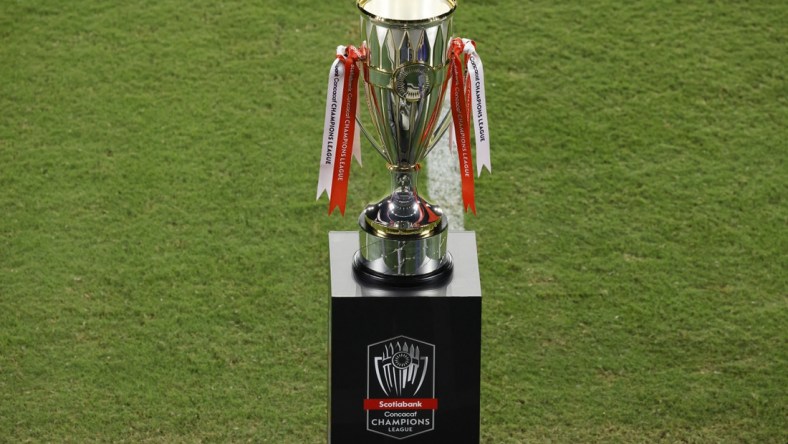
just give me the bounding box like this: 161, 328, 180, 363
353, 251, 453, 288
352, 202, 453, 287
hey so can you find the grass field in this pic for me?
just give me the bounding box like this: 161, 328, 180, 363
1, 0, 786, 442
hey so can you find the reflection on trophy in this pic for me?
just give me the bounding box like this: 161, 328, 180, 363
318, 0, 490, 286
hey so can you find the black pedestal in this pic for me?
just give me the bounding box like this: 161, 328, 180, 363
329, 232, 482, 443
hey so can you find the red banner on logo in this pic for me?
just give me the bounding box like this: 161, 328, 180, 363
363, 398, 439, 411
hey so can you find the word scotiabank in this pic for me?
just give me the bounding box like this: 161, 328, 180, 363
366, 336, 437, 439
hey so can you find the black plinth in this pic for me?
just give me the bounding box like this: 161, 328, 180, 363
329, 231, 482, 443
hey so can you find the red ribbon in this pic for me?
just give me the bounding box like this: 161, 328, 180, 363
449, 38, 476, 214
329, 46, 364, 215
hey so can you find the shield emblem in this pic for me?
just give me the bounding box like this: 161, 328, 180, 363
366, 335, 436, 439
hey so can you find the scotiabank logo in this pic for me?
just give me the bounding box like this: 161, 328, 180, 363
366, 336, 437, 439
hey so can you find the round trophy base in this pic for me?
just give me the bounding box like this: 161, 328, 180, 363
353, 251, 453, 288
352, 201, 453, 288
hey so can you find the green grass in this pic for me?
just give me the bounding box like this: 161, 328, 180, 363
1, 0, 785, 442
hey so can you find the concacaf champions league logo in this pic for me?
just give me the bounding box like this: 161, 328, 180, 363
365, 336, 437, 439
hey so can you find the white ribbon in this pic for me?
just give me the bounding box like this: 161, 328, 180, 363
463, 39, 491, 176
317, 46, 347, 199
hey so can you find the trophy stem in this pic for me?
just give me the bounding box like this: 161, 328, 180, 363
386, 165, 422, 226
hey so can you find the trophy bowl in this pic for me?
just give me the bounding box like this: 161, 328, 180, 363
352, 0, 457, 286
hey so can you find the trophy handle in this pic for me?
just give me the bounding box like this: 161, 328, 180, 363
422, 108, 453, 158
355, 116, 389, 160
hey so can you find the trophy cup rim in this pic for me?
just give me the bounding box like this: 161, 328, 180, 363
357, 0, 456, 26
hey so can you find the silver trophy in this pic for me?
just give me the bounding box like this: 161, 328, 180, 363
353, 0, 457, 285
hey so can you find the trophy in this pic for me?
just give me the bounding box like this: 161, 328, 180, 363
319, 0, 490, 286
